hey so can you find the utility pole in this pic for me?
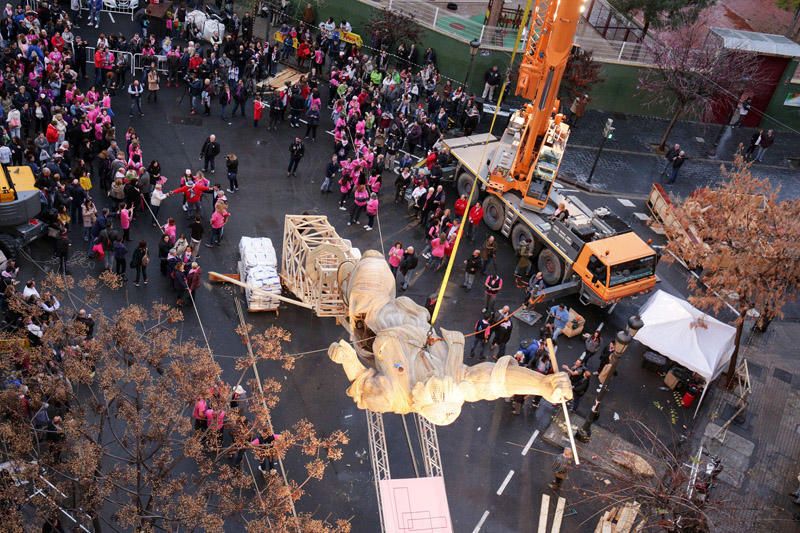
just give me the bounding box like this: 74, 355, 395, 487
587, 117, 614, 184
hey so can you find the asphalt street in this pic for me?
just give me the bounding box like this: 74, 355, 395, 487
18, 18, 747, 532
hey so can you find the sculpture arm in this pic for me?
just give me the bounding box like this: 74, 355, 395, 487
460, 356, 573, 403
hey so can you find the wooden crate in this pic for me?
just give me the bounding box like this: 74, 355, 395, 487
281, 215, 358, 318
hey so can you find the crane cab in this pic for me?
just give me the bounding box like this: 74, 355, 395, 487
573, 233, 658, 306
522, 118, 569, 210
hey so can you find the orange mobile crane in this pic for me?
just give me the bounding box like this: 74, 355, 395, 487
445, 0, 657, 307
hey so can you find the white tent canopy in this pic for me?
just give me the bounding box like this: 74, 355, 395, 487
635, 290, 736, 383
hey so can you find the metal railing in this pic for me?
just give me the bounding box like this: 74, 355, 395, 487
80, 0, 140, 20
133, 53, 168, 74
86, 46, 135, 76
361, 0, 654, 65
583, 0, 646, 43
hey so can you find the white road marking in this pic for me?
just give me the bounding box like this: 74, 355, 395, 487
496, 470, 515, 495
617, 198, 635, 207
107, 12, 115, 23
522, 430, 540, 456
472, 510, 490, 533
633, 212, 650, 221
607, 302, 618, 315
538, 494, 551, 533
550, 497, 566, 533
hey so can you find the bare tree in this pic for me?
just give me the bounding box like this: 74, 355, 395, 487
663, 158, 800, 385
560, 48, 604, 105
574, 420, 741, 532
364, 9, 424, 52
638, 19, 760, 151
0, 275, 349, 532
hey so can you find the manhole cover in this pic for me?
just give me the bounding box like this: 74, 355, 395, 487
168, 115, 202, 126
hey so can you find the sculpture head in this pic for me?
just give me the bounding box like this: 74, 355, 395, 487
411, 376, 465, 426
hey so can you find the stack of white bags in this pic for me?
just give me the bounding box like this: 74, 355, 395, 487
238, 237, 280, 311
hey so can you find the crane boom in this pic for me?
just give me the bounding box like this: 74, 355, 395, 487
485, 0, 585, 212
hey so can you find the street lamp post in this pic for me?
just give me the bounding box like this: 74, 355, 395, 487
575, 315, 643, 442
463, 39, 481, 89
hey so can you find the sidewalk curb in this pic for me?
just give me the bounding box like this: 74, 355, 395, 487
558, 172, 648, 201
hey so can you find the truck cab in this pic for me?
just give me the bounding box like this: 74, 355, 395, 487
573, 233, 658, 306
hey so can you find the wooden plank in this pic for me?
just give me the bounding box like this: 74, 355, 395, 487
550, 497, 565, 533
538, 493, 550, 533
209, 272, 239, 282
209, 272, 313, 310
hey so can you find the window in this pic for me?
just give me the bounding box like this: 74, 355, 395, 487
588, 255, 607, 282
608, 255, 657, 287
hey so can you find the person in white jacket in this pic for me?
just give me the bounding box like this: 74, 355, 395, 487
150, 183, 168, 222
6, 107, 21, 139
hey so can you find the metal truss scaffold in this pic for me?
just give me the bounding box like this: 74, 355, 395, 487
366, 410, 391, 532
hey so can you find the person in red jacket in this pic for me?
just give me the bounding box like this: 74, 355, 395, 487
425, 150, 437, 170
50, 32, 65, 52
45, 120, 59, 155
188, 52, 203, 72
170, 180, 210, 219
94, 47, 106, 86
467, 202, 484, 242
454, 194, 468, 218
253, 95, 264, 128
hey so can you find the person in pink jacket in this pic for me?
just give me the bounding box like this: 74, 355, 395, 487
119, 202, 133, 242
427, 232, 447, 271
192, 397, 207, 430
207, 202, 230, 247
365, 193, 379, 231
387, 241, 404, 276
348, 184, 369, 226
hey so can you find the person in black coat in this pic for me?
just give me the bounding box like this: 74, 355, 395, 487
287, 137, 305, 177
200, 134, 221, 173
397, 246, 418, 291
54, 230, 70, 274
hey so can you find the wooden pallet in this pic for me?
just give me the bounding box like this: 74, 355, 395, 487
594, 502, 641, 533
208, 272, 285, 316
255, 67, 304, 95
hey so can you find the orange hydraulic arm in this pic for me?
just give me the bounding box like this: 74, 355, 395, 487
510, 0, 585, 180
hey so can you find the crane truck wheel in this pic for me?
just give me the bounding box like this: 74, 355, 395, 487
456, 172, 475, 198
538, 248, 563, 285
0, 234, 18, 270
481, 195, 505, 232
510, 223, 540, 255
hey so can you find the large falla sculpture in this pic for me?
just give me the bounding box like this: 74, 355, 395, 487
328, 251, 573, 426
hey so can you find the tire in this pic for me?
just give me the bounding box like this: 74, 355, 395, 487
457, 172, 475, 198
0, 234, 18, 271
510, 223, 539, 254
482, 195, 505, 232
538, 248, 563, 285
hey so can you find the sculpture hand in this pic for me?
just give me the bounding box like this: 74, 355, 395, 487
328, 340, 357, 364
542, 372, 574, 404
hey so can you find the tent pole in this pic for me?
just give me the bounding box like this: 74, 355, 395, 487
693, 381, 708, 419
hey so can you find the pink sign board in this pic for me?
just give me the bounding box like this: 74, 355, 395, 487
378, 476, 453, 533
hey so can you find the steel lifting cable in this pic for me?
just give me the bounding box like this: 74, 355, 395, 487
429, 0, 534, 327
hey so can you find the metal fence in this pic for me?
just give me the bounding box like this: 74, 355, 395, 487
133, 53, 168, 74
79, 0, 140, 20
85, 46, 135, 76
583, 0, 645, 43
363, 0, 654, 65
